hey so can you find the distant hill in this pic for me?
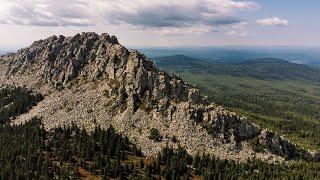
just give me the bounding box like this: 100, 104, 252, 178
239, 58, 288, 64
154, 55, 320, 82
154, 55, 221, 74
309, 61, 320, 68
139, 47, 320, 64
232, 58, 320, 81
153, 55, 204, 66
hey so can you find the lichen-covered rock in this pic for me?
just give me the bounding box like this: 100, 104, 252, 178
188, 88, 200, 104
258, 130, 300, 159
308, 150, 320, 161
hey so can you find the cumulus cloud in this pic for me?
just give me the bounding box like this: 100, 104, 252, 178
256, 17, 288, 26
0, 0, 93, 26
225, 21, 248, 36
99, 0, 259, 28
0, 0, 260, 35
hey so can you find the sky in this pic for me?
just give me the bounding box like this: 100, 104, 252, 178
0, 0, 319, 49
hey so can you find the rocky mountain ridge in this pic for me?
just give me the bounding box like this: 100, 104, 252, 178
0, 32, 318, 162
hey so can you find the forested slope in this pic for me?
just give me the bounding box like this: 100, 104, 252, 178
0, 86, 43, 123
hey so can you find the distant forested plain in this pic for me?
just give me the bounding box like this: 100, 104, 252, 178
153, 55, 320, 151
139, 47, 320, 66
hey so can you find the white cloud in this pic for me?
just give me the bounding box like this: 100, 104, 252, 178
256, 17, 288, 26
0, 0, 93, 26
225, 21, 248, 36
0, 0, 259, 35
158, 25, 214, 36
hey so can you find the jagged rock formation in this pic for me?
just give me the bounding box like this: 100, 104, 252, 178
0, 32, 314, 162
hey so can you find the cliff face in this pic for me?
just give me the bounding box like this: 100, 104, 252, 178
0, 32, 313, 162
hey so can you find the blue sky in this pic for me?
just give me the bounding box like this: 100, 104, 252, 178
236, 0, 320, 47
0, 0, 318, 49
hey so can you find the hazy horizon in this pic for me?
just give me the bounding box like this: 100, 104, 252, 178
2, 42, 320, 64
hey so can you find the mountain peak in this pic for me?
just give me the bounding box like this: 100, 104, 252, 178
31, 32, 119, 47
0, 32, 316, 162
3, 32, 126, 86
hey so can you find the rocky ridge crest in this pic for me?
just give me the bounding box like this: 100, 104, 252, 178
0, 32, 316, 162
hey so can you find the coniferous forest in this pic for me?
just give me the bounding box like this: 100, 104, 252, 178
1, 85, 320, 179
0, 85, 43, 123
1, 118, 320, 179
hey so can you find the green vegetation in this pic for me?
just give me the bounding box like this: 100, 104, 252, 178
149, 128, 163, 142
155, 56, 320, 82
154, 55, 320, 151
0, 85, 43, 124
1, 118, 320, 179
171, 135, 178, 143
0, 118, 144, 179
146, 146, 320, 179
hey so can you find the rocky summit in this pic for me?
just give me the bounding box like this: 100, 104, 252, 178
0, 32, 316, 162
